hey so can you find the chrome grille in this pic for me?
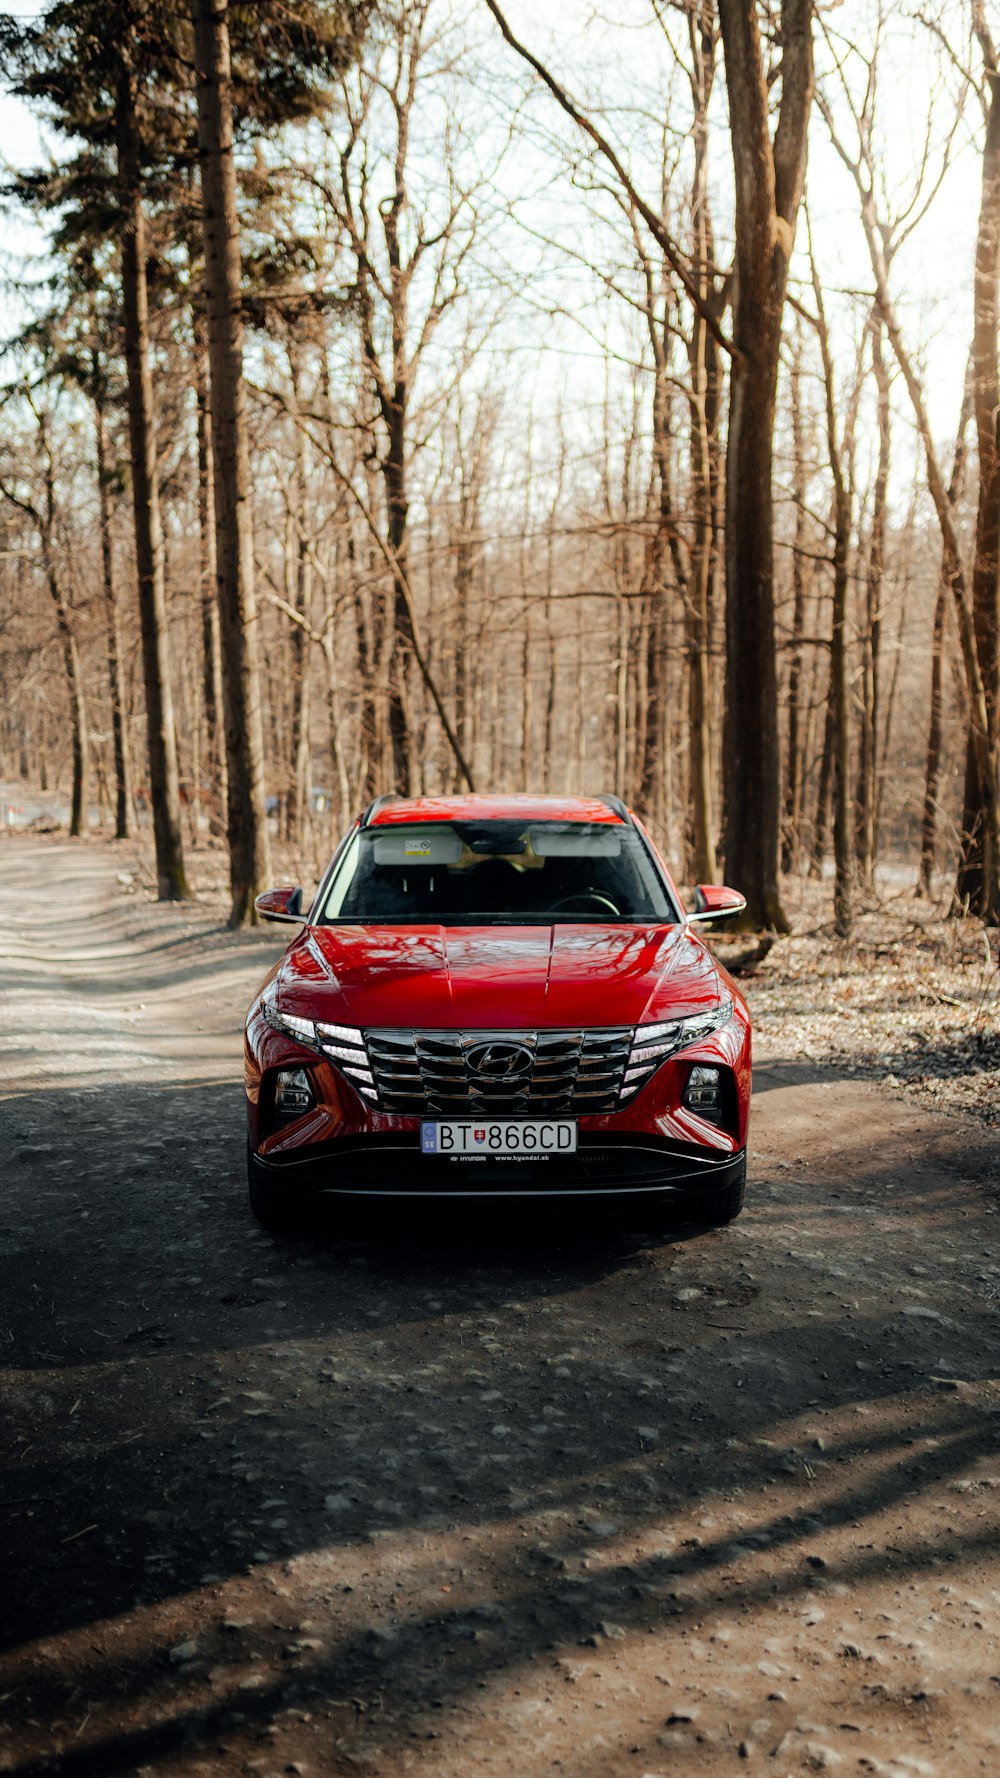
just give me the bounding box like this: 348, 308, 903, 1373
362, 1028, 634, 1116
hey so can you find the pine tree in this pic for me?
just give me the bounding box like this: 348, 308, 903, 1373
3, 0, 366, 912
188, 0, 367, 923
2, 0, 191, 897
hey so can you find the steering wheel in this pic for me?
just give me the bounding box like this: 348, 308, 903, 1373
547, 891, 622, 916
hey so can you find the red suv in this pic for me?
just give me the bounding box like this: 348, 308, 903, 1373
244, 794, 751, 1230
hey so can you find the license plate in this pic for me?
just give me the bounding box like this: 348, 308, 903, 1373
420, 1120, 577, 1157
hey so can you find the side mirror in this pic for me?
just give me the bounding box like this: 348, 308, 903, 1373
255, 886, 305, 925
687, 884, 747, 923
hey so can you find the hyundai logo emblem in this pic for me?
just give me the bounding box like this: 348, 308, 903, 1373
466, 1041, 534, 1082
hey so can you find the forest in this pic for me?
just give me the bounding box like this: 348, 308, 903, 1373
5, 11, 1000, 1772
0, 0, 998, 935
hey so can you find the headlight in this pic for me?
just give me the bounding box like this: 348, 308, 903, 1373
620, 997, 733, 1101
260, 986, 377, 1101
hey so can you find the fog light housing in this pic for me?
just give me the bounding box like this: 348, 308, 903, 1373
684, 1064, 721, 1117
274, 1067, 314, 1120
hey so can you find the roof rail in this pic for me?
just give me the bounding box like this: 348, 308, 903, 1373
598, 793, 632, 823
359, 794, 401, 827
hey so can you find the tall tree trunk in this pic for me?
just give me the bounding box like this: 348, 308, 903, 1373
637, 331, 679, 825
957, 19, 1000, 917
856, 314, 889, 884
920, 370, 973, 895
36, 425, 88, 837
614, 589, 629, 799
383, 412, 413, 794
810, 677, 834, 879
116, 66, 188, 899
606, 398, 634, 808
718, 0, 813, 930
685, 1, 719, 883
92, 354, 131, 840
375, 24, 419, 800
191, 0, 273, 925
637, 547, 669, 822
919, 580, 948, 897
876, 587, 909, 847
541, 471, 561, 789
322, 577, 352, 826
783, 326, 808, 874
454, 467, 477, 792
522, 613, 535, 789
320, 347, 378, 800
192, 300, 227, 837
809, 235, 853, 937
828, 476, 852, 939
286, 341, 314, 845
290, 599, 313, 847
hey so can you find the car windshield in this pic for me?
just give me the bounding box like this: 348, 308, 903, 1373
316, 820, 679, 925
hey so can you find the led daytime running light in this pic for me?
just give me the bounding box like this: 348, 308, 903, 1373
321, 1040, 370, 1064
271, 1008, 314, 1042
317, 1022, 365, 1044
629, 1039, 679, 1063
620, 997, 733, 1101
261, 989, 377, 1099
262, 990, 364, 1055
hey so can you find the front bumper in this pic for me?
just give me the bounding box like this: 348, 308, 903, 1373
245, 991, 751, 1217
249, 1132, 745, 1207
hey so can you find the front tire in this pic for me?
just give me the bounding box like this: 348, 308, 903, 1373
687, 1156, 746, 1227
247, 1147, 302, 1233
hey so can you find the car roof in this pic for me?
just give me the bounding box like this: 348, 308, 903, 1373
365, 794, 628, 827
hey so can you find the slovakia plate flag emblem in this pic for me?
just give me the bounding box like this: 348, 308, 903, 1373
474, 1129, 486, 1144
421, 1125, 437, 1153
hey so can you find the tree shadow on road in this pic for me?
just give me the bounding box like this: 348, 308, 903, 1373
2, 1068, 1000, 1773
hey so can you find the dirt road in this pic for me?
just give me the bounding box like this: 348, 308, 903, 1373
1, 837, 999, 1778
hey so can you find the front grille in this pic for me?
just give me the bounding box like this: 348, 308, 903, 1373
362, 1028, 633, 1116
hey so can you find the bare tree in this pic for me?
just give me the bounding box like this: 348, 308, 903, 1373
189, 274, 227, 838
804, 219, 853, 937
117, 58, 189, 898
956, 2, 1000, 916
312, 0, 484, 793
0, 396, 90, 837
920, 367, 974, 896
191, 0, 273, 924
854, 313, 889, 883
821, 18, 1000, 923
717, 0, 814, 931
90, 340, 133, 840
782, 318, 810, 875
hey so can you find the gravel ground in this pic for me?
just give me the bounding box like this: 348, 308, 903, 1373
1, 834, 999, 1778
716, 882, 1000, 1130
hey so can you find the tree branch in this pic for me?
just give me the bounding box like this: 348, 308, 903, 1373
483, 0, 737, 362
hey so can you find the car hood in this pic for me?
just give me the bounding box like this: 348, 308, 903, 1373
276, 923, 723, 1030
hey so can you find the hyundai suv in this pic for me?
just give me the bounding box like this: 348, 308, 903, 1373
244, 794, 750, 1230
